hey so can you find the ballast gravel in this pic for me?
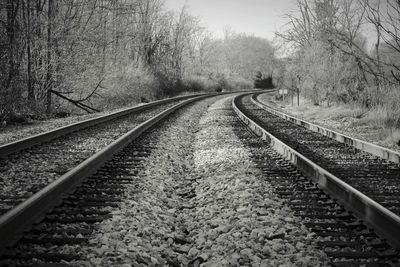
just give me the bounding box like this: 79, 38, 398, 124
75, 96, 328, 266
0, 111, 109, 146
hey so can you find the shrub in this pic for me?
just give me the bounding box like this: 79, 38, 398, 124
181, 76, 219, 92
161, 74, 254, 95
95, 66, 161, 110
359, 86, 400, 128
254, 72, 275, 89
223, 75, 253, 90
211, 74, 253, 91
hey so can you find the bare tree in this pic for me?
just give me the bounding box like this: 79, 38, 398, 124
362, 0, 400, 83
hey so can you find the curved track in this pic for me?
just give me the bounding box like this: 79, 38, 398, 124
233, 115, 400, 266
0, 94, 206, 157
0, 94, 213, 254
246, 93, 400, 217
0, 95, 209, 217
252, 93, 400, 164
232, 93, 400, 257
1, 92, 399, 266
0, 93, 230, 219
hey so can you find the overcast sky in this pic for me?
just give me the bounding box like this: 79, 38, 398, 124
163, 0, 297, 40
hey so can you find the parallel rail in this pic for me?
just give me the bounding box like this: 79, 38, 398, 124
0, 94, 206, 158
0, 94, 210, 253
252, 93, 400, 163
232, 93, 400, 249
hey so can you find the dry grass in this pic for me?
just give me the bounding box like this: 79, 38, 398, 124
364, 105, 400, 128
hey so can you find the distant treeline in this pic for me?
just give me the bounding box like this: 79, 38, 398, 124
0, 0, 276, 123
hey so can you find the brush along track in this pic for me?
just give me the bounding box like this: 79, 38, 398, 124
233, 93, 400, 248
0, 96, 206, 216
0, 95, 212, 256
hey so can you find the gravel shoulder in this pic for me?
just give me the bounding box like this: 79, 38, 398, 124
257, 93, 400, 153
75, 96, 327, 266
0, 107, 133, 146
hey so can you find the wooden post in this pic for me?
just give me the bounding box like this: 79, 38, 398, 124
297, 74, 301, 106
291, 88, 294, 106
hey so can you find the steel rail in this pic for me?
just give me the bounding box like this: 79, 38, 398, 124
251, 93, 400, 164
0, 94, 211, 253
232, 93, 400, 249
0, 93, 206, 158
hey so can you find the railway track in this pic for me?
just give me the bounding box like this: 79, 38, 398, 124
0, 93, 328, 266
0, 93, 217, 256
252, 93, 400, 164
0, 94, 207, 157
233, 124, 399, 266
0, 94, 212, 217
2, 91, 399, 266
233, 93, 400, 264
1, 136, 154, 266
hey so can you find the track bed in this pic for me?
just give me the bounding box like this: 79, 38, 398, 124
236, 94, 400, 215
1, 93, 399, 266
0, 100, 185, 215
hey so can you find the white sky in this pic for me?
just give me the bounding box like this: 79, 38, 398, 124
163, 0, 297, 40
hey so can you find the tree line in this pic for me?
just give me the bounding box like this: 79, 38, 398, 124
275, 0, 400, 127
0, 0, 276, 123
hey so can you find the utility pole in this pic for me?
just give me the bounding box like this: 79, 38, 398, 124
291, 79, 294, 106
296, 74, 301, 106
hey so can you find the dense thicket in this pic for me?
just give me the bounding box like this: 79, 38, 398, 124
275, 0, 400, 127
0, 0, 275, 122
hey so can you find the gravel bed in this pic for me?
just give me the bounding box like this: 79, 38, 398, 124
0, 106, 141, 146
0, 101, 182, 215
73, 96, 327, 266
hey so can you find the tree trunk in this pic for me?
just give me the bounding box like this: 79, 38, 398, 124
373, 0, 384, 95
46, 0, 53, 115
297, 75, 300, 106
26, 0, 35, 110
113, 0, 118, 62
4, 0, 19, 94
101, 0, 107, 74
